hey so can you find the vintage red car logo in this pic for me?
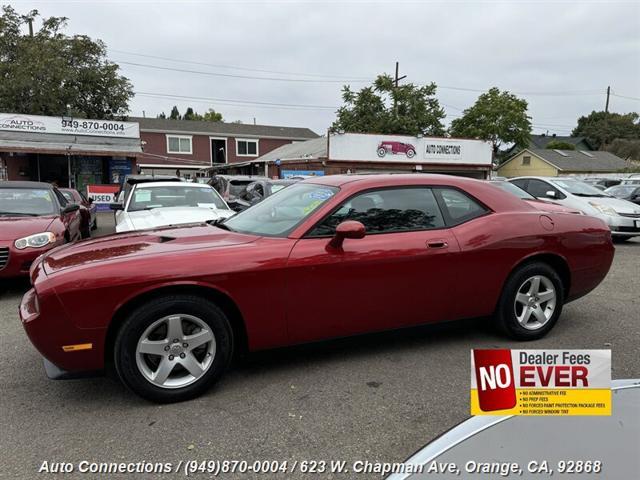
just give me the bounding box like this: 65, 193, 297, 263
376, 141, 416, 159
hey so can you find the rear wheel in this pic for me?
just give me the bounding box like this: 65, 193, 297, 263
495, 262, 564, 340
114, 295, 233, 403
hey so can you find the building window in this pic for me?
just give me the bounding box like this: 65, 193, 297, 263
522, 156, 531, 166
166, 135, 192, 154
236, 139, 259, 157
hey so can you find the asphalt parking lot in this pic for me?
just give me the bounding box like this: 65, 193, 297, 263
1, 213, 638, 479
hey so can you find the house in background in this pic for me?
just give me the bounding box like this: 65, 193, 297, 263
131, 117, 318, 179
528, 134, 594, 151
497, 148, 630, 178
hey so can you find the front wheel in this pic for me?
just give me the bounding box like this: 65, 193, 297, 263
114, 295, 233, 402
494, 262, 564, 340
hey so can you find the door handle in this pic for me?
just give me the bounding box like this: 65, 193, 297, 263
427, 240, 448, 249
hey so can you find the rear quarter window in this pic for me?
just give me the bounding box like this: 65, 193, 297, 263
435, 188, 489, 226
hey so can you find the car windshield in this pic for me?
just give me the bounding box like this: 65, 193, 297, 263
606, 185, 636, 196
551, 179, 610, 197
223, 183, 338, 236
61, 190, 75, 202
270, 184, 289, 194
491, 181, 534, 199
0, 188, 57, 216
128, 185, 228, 212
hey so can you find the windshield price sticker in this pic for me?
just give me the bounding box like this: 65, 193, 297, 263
471, 349, 611, 415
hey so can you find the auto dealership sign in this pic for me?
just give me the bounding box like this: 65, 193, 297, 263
471, 349, 611, 416
0, 113, 140, 139
87, 185, 120, 212
329, 132, 492, 165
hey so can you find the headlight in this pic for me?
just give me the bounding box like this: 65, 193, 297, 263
588, 202, 617, 216
14, 232, 56, 250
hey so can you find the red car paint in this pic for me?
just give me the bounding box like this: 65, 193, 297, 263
20, 175, 614, 374
60, 188, 97, 232
523, 199, 582, 215
0, 182, 83, 278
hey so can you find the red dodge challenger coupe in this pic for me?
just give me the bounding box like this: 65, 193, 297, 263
1, 181, 82, 278
20, 175, 614, 402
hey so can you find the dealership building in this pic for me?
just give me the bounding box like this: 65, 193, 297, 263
210, 132, 494, 179
0, 112, 141, 194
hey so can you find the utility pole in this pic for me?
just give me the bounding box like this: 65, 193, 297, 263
393, 62, 407, 116
27, 18, 33, 37
605, 86, 610, 113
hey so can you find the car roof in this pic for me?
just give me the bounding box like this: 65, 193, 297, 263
0, 181, 54, 189
133, 181, 213, 188
213, 175, 268, 181
125, 175, 182, 185
302, 173, 486, 188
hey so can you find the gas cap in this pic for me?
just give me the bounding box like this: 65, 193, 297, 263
539, 215, 555, 231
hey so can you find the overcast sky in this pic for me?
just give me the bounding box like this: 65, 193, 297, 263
11, 0, 640, 135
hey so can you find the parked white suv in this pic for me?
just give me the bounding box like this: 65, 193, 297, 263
110, 181, 234, 233
509, 176, 640, 240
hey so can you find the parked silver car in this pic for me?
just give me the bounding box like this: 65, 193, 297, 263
509, 177, 640, 240
388, 379, 639, 479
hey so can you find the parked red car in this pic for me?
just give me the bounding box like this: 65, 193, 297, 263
60, 188, 98, 238
20, 175, 614, 402
0, 181, 82, 278
377, 141, 417, 158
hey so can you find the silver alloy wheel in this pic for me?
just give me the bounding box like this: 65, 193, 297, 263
135, 314, 216, 389
513, 275, 557, 330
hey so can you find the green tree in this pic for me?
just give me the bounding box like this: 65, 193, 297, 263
202, 108, 223, 122
545, 140, 576, 150
0, 6, 133, 119
608, 138, 640, 161
332, 74, 445, 136
572, 111, 640, 150
169, 106, 181, 120
449, 87, 531, 159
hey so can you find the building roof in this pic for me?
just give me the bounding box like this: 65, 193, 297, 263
131, 117, 319, 140
529, 134, 593, 150
256, 136, 328, 162
502, 148, 630, 172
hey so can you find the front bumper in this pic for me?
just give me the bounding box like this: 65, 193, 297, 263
19, 270, 107, 374
598, 214, 640, 237
0, 242, 51, 278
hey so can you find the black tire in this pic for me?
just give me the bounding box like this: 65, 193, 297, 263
80, 223, 91, 239
494, 262, 564, 340
114, 294, 233, 403
91, 216, 98, 231
406, 148, 416, 158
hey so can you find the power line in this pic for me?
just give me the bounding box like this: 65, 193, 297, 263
111, 49, 371, 81
134, 91, 338, 110
611, 92, 640, 102
118, 60, 363, 83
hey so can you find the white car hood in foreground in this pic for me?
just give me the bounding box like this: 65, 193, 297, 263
116, 206, 235, 233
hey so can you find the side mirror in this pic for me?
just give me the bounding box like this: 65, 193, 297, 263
545, 190, 557, 198
109, 203, 123, 211
61, 204, 80, 214
328, 221, 366, 250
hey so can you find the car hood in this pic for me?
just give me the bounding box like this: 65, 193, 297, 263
582, 196, 640, 214
523, 199, 581, 214
118, 206, 235, 233
42, 224, 258, 274
0, 216, 56, 241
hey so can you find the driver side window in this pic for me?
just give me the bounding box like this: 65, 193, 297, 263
526, 179, 564, 199
307, 187, 445, 237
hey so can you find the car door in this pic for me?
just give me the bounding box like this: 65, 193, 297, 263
53, 188, 81, 241
285, 186, 460, 344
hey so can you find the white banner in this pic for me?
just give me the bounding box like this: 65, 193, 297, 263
329, 133, 492, 166
0, 113, 140, 139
